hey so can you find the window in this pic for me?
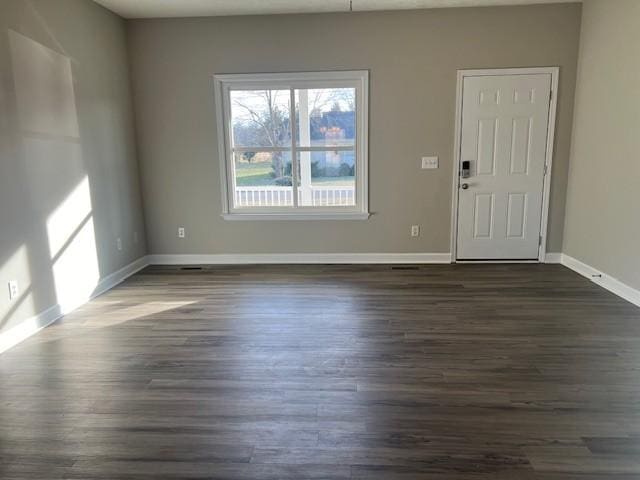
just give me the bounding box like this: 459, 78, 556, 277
214, 71, 369, 220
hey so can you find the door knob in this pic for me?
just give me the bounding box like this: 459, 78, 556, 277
461, 183, 469, 190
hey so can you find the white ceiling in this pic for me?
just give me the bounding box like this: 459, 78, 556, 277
93, 0, 580, 19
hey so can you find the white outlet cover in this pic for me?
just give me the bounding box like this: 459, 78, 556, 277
178, 227, 185, 238
8, 280, 19, 300
421, 156, 439, 169
411, 225, 420, 237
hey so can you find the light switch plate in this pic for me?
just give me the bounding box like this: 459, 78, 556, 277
421, 156, 439, 169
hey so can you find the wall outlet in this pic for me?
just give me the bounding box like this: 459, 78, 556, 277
8, 280, 19, 300
411, 225, 420, 237
116, 237, 122, 251
421, 156, 439, 169
178, 227, 186, 238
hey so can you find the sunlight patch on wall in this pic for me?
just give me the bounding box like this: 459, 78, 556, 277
47, 177, 99, 314
8, 30, 101, 316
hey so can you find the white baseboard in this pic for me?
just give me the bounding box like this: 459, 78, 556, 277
91, 256, 149, 302
0, 256, 149, 355
147, 252, 564, 265
147, 253, 452, 265
0, 303, 62, 355
559, 254, 640, 308
544, 252, 563, 264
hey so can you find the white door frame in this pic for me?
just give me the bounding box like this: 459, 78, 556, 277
449, 67, 559, 263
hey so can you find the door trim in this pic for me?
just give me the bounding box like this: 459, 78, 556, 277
449, 67, 559, 263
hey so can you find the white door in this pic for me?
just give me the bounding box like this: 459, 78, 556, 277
456, 73, 552, 260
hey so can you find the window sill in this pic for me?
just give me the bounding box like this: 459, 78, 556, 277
222, 212, 371, 221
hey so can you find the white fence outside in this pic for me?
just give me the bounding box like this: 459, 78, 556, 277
235, 186, 355, 207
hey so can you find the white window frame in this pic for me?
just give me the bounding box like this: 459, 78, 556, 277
214, 70, 369, 220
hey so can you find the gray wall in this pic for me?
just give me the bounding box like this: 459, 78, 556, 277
128, 3, 581, 256
0, 0, 146, 336
563, 0, 640, 290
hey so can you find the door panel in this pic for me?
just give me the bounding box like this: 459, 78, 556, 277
456, 73, 551, 260
473, 193, 494, 239
477, 118, 498, 176
509, 117, 532, 174
506, 193, 526, 238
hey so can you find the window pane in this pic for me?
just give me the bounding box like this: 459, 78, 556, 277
295, 88, 355, 147
296, 150, 356, 207
230, 90, 291, 148
233, 151, 293, 207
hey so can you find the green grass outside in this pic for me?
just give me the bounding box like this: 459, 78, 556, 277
235, 161, 354, 187
235, 162, 274, 186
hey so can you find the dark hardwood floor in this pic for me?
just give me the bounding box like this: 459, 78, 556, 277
2, 264, 640, 479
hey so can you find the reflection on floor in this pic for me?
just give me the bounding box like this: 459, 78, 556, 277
1, 264, 640, 479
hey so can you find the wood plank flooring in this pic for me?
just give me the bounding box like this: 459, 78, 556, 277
1, 264, 640, 479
